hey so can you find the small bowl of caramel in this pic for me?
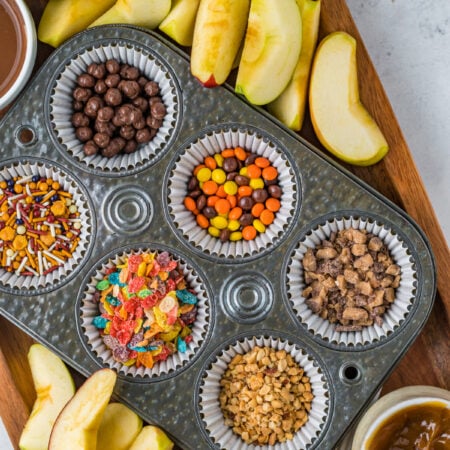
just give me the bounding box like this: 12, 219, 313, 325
351, 386, 450, 450
0, 0, 37, 110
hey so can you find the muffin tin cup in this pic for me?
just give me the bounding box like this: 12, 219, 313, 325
49, 41, 179, 175
285, 215, 417, 348
197, 334, 329, 450
166, 125, 299, 261
79, 244, 211, 380
0, 158, 92, 293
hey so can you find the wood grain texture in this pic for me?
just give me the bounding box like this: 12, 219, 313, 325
0, 0, 448, 448
0, 322, 32, 447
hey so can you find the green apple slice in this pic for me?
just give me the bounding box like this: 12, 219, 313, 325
19, 344, 75, 450
129, 425, 174, 450
235, 0, 302, 105
267, 0, 321, 130
309, 31, 389, 166
159, 0, 201, 47
48, 368, 117, 450
96, 403, 143, 450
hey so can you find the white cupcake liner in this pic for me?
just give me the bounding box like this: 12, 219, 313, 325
80, 247, 210, 378
199, 335, 329, 450
0, 160, 91, 291
286, 216, 417, 347
168, 127, 297, 259
50, 43, 178, 173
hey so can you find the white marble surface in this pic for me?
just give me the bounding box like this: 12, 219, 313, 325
347, 0, 450, 245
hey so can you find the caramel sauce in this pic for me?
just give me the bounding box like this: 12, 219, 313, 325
366, 401, 450, 450
0, 0, 26, 98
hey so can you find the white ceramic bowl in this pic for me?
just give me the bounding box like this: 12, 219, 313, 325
351, 386, 450, 450
0, 0, 37, 110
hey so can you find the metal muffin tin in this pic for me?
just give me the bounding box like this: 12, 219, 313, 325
0, 26, 436, 449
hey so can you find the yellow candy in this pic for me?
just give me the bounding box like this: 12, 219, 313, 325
230, 231, 243, 241
214, 153, 224, 167
223, 180, 238, 195
249, 178, 264, 190
211, 168, 226, 184
239, 167, 248, 176
227, 219, 240, 231
253, 219, 266, 233
207, 226, 220, 237
210, 216, 228, 229
196, 167, 212, 182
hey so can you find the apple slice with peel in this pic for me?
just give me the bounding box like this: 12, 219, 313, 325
38, 0, 116, 47
96, 403, 143, 450
309, 31, 389, 166
235, 0, 302, 105
129, 425, 174, 450
49, 368, 117, 450
267, 0, 321, 130
89, 0, 171, 29
159, 0, 201, 47
190, 0, 250, 87
18, 344, 75, 450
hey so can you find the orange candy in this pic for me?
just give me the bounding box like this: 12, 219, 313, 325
184, 197, 196, 212
196, 214, 209, 229
260, 209, 275, 225
237, 185, 252, 198
242, 225, 257, 240
265, 197, 281, 212
215, 198, 231, 215
234, 146, 247, 161
216, 185, 227, 198
255, 157, 270, 168
221, 148, 235, 158
207, 195, 219, 207
251, 202, 265, 218
227, 194, 237, 208
228, 206, 243, 220
262, 166, 278, 181
202, 180, 218, 195
204, 156, 217, 170
246, 164, 262, 179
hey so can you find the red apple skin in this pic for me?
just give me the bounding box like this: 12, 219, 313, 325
196, 74, 218, 88
190, 0, 250, 87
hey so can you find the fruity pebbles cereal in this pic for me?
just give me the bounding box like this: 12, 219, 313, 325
91, 251, 199, 369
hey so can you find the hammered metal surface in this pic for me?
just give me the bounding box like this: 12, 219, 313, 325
0, 26, 436, 450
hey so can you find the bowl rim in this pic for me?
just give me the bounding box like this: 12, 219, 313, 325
351, 386, 450, 449
0, 0, 37, 109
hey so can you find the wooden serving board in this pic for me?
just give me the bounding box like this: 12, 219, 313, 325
1, 0, 449, 448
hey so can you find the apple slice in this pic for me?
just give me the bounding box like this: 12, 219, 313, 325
235, 0, 302, 105
48, 368, 117, 450
267, 0, 321, 130
159, 0, 201, 47
89, 0, 171, 29
190, 0, 250, 87
18, 344, 75, 450
129, 425, 174, 450
96, 403, 143, 450
309, 31, 389, 166
38, 0, 116, 47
